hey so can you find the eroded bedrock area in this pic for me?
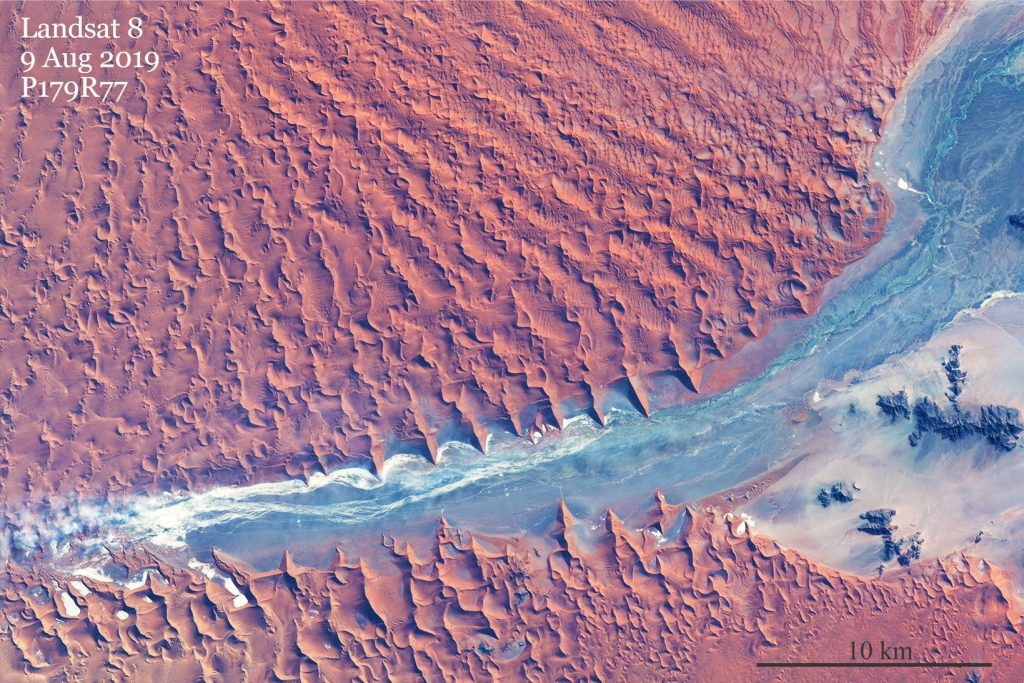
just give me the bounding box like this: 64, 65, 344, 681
737, 294, 1024, 593
741, 293, 1024, 587
0, 0, 957, 507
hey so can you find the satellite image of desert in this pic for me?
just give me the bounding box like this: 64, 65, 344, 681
4, 0, 1024, 681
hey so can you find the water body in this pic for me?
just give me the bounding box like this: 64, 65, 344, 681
60, 3, 1024, 571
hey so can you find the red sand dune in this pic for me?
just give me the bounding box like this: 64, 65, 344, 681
0, 0, 955, 501
2, 505, 1018, 681
4, 1, 1008, 681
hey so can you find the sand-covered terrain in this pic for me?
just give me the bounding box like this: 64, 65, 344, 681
2, 505, 1017, 681
20, 0, 1024, 681
0, 0, 954, 504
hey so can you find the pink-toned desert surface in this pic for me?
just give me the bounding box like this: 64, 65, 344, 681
0, 0, 945, 497
9, 0, 1024, 680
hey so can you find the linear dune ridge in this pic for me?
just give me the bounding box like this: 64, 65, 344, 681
0, 0, 956, 503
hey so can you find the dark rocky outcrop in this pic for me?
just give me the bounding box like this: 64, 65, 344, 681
1009, 214, 1024, 230
876, 390, 910, 422
817, 482, 854, 507
910, 395, 1022, 452
941, 344, 967, 405
857, 509, 923, 565
884, 531, 924, 566
913, 396, 976, 443
830, 482, 854, 503
883, 346, 1022, 453
978, 404, 1024, 452
858, 508, 897, 536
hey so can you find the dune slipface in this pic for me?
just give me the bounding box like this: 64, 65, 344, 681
17, 0, 1024, 681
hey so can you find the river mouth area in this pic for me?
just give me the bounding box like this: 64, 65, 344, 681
12, 2, 1024, 580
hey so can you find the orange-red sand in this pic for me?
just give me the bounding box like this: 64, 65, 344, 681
3, 504, 1018, 681
0, 1, 954, 497
3, 2, 1007, 681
